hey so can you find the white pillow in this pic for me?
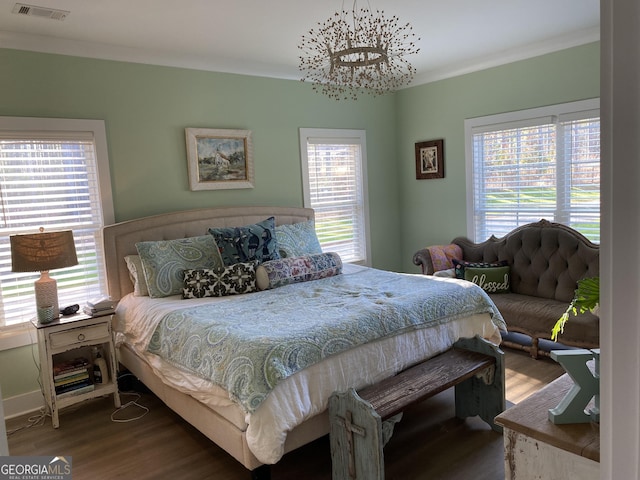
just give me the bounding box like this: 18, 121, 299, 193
433, 268, 456, 278
124, 255, 149, 296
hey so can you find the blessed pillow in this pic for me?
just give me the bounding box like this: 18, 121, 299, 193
452, 259, 508, 279
182, 262, 257, 299
124, 255, 149, 296
255, 252, 342, 290
208, 216, 280, 266
275, 219, 322, 258
136, 235, 224, 298
464, 266, 511, 293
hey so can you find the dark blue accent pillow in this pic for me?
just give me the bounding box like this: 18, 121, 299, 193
208, 217, 280, 266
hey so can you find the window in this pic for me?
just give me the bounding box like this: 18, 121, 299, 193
299, 128, 370, 265
0, 117, 114, 330
465, 99, 600, 243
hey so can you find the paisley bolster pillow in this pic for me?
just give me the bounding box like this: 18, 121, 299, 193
256, 252, 342, 290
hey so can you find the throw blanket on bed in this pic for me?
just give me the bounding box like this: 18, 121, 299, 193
147, 267, 505, 413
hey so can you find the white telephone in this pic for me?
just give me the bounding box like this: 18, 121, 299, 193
87, 296, 113, 310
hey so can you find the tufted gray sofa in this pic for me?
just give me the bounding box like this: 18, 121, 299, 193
413, 219, 599, 358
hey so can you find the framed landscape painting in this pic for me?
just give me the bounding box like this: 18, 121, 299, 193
185, 128, 254, 190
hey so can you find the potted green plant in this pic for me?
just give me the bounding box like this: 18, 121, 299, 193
551, 276, 600, 342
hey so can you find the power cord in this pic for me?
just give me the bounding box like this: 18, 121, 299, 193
6, 408, 49, 436
28, 323, 44, 393
110, 373, 150, 423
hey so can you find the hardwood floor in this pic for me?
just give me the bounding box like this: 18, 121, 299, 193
6, 349, 564, 480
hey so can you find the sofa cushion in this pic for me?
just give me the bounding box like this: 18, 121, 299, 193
490, 292, 599, 348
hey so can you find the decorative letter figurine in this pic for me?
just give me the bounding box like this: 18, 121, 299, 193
549, 349, 600, 424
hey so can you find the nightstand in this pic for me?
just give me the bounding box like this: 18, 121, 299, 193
32, 312, 121, 428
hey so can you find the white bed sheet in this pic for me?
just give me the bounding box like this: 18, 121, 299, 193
114, 266, 502, 464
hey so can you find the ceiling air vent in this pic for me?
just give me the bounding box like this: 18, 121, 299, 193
11, 3, 70, 21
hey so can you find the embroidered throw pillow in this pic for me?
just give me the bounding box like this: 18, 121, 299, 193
182, 262, 257, 298
464, 266, 511, 293
452, 258, 508, 279
136, 235, 224, 298
275, 220, 322, 258
255, 252, 342, 290
208, 217, 280, 266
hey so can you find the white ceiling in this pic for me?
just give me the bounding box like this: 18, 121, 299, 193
0, 0, 600, 86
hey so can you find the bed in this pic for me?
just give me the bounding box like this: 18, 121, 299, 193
103, 206, 506, 476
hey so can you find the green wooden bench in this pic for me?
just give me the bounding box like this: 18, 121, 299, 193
329, 335, 505, 480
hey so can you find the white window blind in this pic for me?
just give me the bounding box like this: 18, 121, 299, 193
465, 99, 600, 243
299, 128, 370, 265
0, 118, 114, 328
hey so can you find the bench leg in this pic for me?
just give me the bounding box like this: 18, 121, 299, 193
329, 388, 387, 480
453, 336, 505, 432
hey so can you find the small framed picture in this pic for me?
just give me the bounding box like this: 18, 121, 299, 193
415, 139, 444, 180
185, 128, 254, 190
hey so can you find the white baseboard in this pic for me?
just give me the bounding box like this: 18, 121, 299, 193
3, 390, 44, 419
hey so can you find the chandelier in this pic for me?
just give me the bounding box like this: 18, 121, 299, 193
298, 1, 420, 101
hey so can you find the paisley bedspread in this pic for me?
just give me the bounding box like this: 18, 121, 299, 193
146, 267, 505, 414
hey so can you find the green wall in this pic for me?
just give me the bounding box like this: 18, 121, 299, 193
0, 42, 599, 403
0, 48, 401, 400
396, 42, 600, 272
0, 49, 401, 265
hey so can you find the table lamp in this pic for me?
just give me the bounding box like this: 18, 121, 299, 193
10, 228, 78, 323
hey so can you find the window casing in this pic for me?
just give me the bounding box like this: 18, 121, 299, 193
465, 99, 600, 243
299, 128, 371, 265
0, 117, 114, 330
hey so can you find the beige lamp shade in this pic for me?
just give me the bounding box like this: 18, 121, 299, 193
10, 229, 78, 323
10, 230, 78, 273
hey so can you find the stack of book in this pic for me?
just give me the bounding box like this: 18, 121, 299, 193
83, 297, 115, 317
53, 358, 94, 398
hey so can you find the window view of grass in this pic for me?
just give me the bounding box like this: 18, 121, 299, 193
474, 117, 600, 243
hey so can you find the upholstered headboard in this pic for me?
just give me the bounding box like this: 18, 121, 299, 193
102, 206, 315, 301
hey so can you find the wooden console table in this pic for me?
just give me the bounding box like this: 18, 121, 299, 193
495, 374, 599, 480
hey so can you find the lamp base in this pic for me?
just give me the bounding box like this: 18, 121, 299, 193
35, 271, 59, 323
